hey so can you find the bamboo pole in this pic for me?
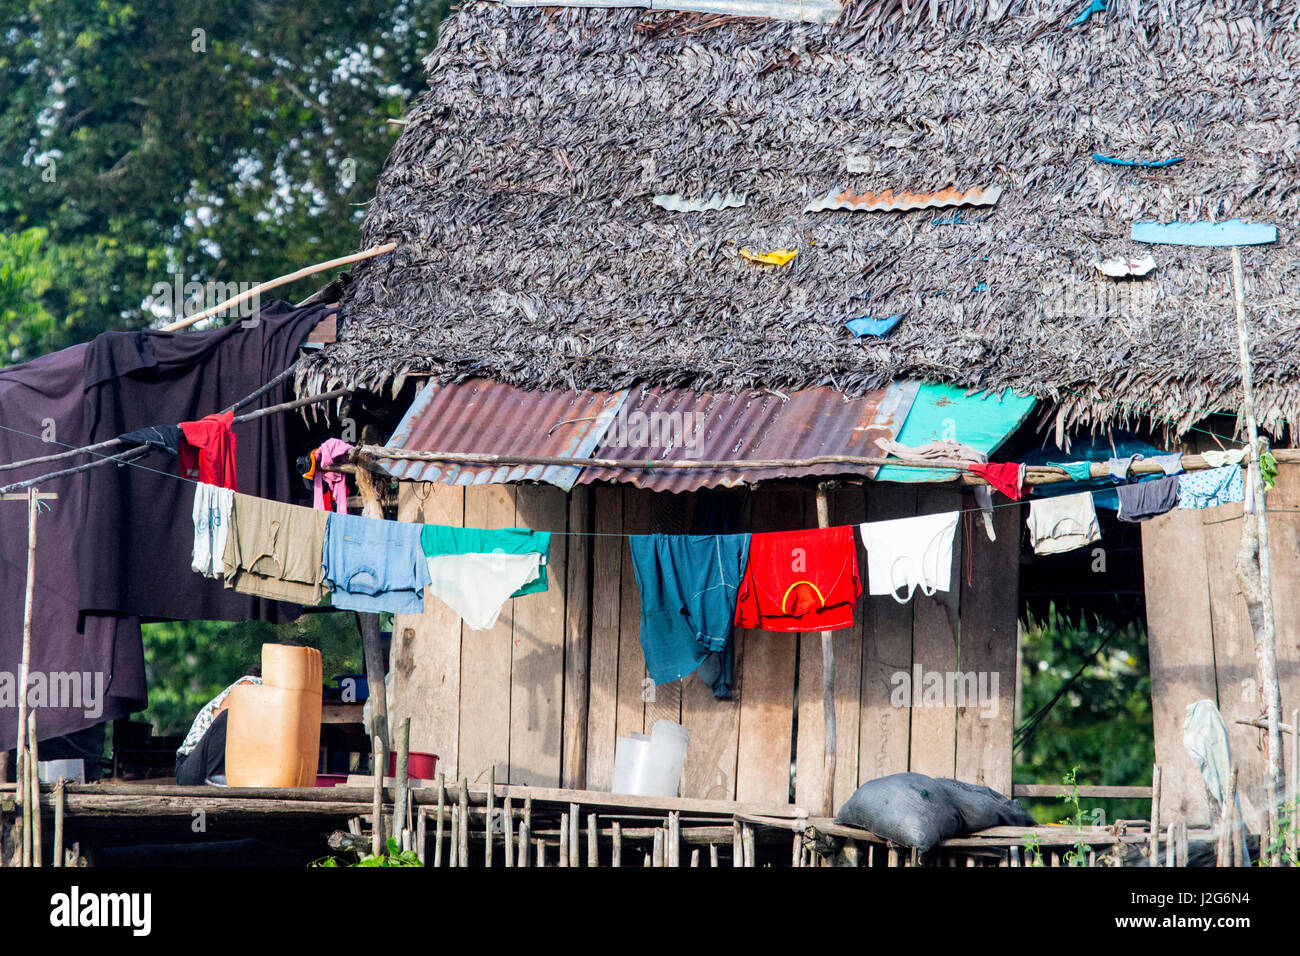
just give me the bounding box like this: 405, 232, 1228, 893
448, 806, 459, 868
28, 714, 40, 868
710, 843, 719, 867
1290, 709, 1299, 863
559, 813, 569, 867
370, 735, 385, 857
15, 488, 39, 819
52, 778, 65, 868
612, 821, 622, 867
486, 767, 496, 868
517, 820, 530, 867
652, 828, 665, 867
668, 811, 680, 867
505, 796, 515, 868
1230, 245, 1285, 847
416, 806, 427, 865
569, 802, 580, 867
1149, 765, 1161, 865
159, 243, 397, 332
743, 823, 756, 868
458, 777, 469, 866
587, 813, 598, 867
1218, 770, 1234, 867
434, 774, 446, 868
691, 848, 700, 867
732, 819, 742, 868
392, 717, 410, 843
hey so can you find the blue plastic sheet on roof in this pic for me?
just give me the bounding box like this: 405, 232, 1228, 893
844, 314, 902, 338
1069, 0, 1106, 26
874, 382, 1038, 483
1131, 220, 1278, 247
1092, 153, 1184, 168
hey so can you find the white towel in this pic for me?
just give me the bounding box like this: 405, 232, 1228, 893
191, 483, 234, 577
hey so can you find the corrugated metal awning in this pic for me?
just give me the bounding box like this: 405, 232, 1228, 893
378, 378, 918, 491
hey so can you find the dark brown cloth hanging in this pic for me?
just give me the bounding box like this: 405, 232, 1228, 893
0, 343, 147, 746
77, 300, 332, 622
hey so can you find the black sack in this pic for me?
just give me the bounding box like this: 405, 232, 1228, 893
835, 772, 1035, 851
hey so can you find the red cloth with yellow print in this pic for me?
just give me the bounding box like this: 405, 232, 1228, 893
732, 526, 861, 632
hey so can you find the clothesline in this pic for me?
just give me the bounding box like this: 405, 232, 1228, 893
0, 388, 351, 494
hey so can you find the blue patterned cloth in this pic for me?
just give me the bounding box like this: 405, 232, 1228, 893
1178, 466, 1244, 510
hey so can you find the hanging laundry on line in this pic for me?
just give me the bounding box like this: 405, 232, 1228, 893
734, 526, 860, 632
224, 493, 330, 604
1026, 493, 1100, 555
313, 438, 354, 513
179, 410, 238, 490
968, 461, 1027, 500
630, 533, 750, 697
1116, 475, 1180, 523
1178, 465, 1244, 510
858, 511, 959, 603
421, 524, 552, 629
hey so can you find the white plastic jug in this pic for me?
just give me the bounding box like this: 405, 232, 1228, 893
610, 721, 690, 797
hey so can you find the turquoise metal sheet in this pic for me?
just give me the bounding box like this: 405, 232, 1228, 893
874, 382, 1037, 483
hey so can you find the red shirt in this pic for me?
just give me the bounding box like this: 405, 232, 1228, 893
179, 410, 238, 490
733, 526, 861, 632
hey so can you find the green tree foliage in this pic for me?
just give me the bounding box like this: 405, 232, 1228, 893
1015, 605, 1154, 824
142, 612, 363, 738
0, 227, 58, 361
0, 0, 444, 363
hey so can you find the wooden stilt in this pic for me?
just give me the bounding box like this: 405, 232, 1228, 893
709, 843, 719, 867
559, 813, 569, 867
458, 777, 469, 866
814, 485, 837, 819
612, 821, 622, 867
370, 735, 385, 857
505, 796, 514, 868
52, 778, 65, 869
1149, 765, 1161, 865
448, 805, 459, 868
518, 820, 530, 867
486, 766, 495, 868
28, 713, 40, 868
416, 806, 427, 865
587, 813, 598, 867
569, 802, 580, 867
392, 717, 410, 842
742, 823, 756, 868
732, 818, 743, 868
434, 774, 446, 868
653, 828, 665, 867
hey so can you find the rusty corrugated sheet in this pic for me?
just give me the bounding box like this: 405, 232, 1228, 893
379, 379, 628, 491
804, 185, 1003, 214
578, 381, 919, 492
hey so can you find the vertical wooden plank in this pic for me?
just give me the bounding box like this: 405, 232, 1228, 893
954, 497, 1020, 795
561, 486, 593, 789
859, 484, 916, 783
680, 488, 751, 801
734, 485, 803, 805
457, 484, 517, 785
615, 488, 652, 743
1142, 507, 1215, 824
508, 484, 569, 787
585, 486, 623, 791
1264, 463, 1300, 804
388, 482, 464, 780
908, 486, 963, 779
794, 486, 865, 811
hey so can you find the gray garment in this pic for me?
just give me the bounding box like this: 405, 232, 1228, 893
1116, 475, 1180, 523
1148, 453, 1184, 476
1107, 454, 1143, 482
1026, 492, 1100, 554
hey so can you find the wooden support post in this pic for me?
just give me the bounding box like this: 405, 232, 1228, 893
505, 796, 514, 868
28, 713, 40, 868
486, 766, 495, 868
691, 848, 700, 867
458, 777, 469, 866
1149, 765, 1161, 865
448, 806, 459, 868
416, 806, 427, 865
1177, 820, 1188, 869
14, 487, 41, 858
559, 813, 569, 868
353, 466, 390, 758
668, 811, 680, 867
587, 813, 598, 867
370, 735, 385, 857
535, 838, 546, 867
52, 778, 64, 868
732, 818, 742, 868
392, 717, 410, 842
1165, 822, 1176, 868
569, 802, 580, 867
742, 822, 756, 868
434, 774, 446, 868
1218, 769, 1235, 867
814, 484, 837, 819
709, 843, 719, 867
612, 821, 622, 867
518, 820, 530, 867
1230, 245, 1286, 843
652, 828, 665, 867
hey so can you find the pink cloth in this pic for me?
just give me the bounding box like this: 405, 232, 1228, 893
314, 439, 354, 513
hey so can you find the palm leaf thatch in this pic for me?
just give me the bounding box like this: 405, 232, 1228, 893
301, 0, 1300, 440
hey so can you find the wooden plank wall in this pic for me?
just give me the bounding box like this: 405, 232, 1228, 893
388, 479, 1021, 804
1143, 460, 1300, 827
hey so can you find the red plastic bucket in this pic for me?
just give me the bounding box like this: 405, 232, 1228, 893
387, 751, 438, 780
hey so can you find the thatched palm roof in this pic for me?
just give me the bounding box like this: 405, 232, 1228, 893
302, 0, 1300, 440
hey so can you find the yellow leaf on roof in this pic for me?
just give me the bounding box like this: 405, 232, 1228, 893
739, 247, 798, 266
